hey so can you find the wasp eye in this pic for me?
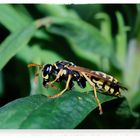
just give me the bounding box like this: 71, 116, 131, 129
43, 64, 52, 76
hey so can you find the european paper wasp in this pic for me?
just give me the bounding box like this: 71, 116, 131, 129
28, 60, 127, 115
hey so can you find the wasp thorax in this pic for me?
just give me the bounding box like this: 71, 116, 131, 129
56, 60, 75, 68
42, 64, 52, 78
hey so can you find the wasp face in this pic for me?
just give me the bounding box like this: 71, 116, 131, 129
42, 64, 53, 88
42, 64, 52, 79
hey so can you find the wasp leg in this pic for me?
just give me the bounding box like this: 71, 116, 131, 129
48, 74, 72, 99
50, 84, 60, 90
49, 69, 64, 85
47, 68, 64, 87
43, 78, 60, 90
46, 83, 60, 90
81, 72, 103, 115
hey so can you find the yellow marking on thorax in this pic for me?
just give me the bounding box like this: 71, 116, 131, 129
54, 64, 58, 69
62, 70, 66, 75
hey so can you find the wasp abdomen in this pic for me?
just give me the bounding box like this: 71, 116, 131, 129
91, 75, 122, 97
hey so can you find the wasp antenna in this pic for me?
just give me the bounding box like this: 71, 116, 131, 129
27, 63, 43, 68
28, 63, 43, 84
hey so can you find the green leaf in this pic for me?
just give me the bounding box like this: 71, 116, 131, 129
46, 17, 113, 66
95, 12, 112, 71
124, 39, 140, 109
95, 12, 112, 44
76, 97, 138, 128
0, 4, 31, 32
36, 4, 79, 19
0, 71, 4, 96
16, 45, 63, 64
0, 23, 37, 70
0, 91, 115, 128
134, 4, 140, 40
115, 12, 130, 68
12, 5, 33, 23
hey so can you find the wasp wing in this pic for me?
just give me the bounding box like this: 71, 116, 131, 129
67, 65, 127, 91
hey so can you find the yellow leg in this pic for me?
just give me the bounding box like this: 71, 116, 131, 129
49, 69, 64, 85
48, 74, 72, 99
81, 72, 103, 115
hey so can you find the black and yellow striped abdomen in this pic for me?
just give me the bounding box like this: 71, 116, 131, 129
90, 71, 124, 97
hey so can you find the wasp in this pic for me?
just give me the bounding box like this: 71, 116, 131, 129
28, 60, 127, 115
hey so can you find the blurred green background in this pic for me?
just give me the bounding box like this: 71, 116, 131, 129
0, 4, 140, 129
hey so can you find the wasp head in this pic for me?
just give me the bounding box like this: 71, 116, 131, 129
42, 64, 52, 79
